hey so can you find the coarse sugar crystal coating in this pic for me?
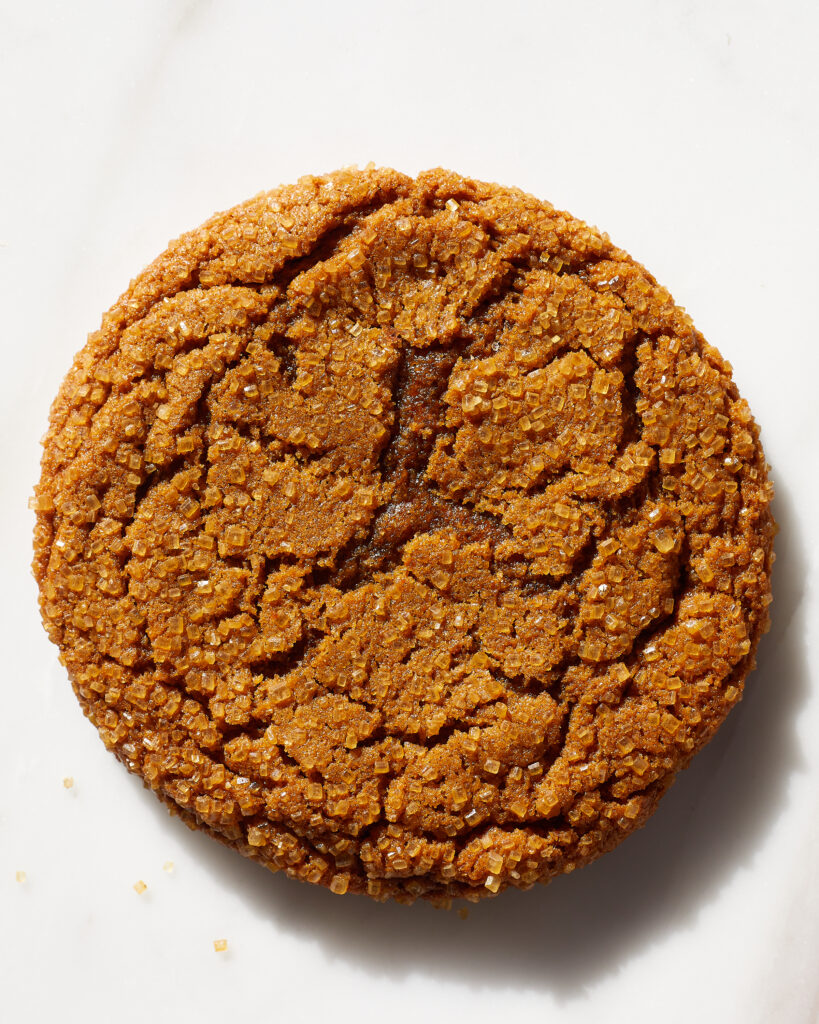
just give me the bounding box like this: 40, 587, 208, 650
32, 167, 775, 904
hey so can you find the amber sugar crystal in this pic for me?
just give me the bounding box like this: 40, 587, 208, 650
32, 167, 774, 903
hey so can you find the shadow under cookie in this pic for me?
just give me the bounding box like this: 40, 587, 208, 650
127, 472, 804, 998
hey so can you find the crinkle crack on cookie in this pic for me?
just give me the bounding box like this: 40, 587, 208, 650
32, 168, 774, 904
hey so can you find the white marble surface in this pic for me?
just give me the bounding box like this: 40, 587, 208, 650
2, 2, 818, 1021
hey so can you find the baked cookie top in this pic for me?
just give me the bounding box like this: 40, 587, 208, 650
32, 168, 774, 903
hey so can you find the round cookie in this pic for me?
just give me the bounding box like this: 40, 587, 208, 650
32, 168, 774, 904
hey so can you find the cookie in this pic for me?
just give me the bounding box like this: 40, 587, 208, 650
32, 168, 774, 904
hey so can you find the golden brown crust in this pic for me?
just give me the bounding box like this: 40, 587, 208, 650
32, 167, 775, 903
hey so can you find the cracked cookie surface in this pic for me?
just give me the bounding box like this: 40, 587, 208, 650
33, 167, 774, 903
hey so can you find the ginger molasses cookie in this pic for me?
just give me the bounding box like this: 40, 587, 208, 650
32, 168, 774, 903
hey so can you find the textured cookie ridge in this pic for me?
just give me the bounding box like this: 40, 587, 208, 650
32, 167, 774, 904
